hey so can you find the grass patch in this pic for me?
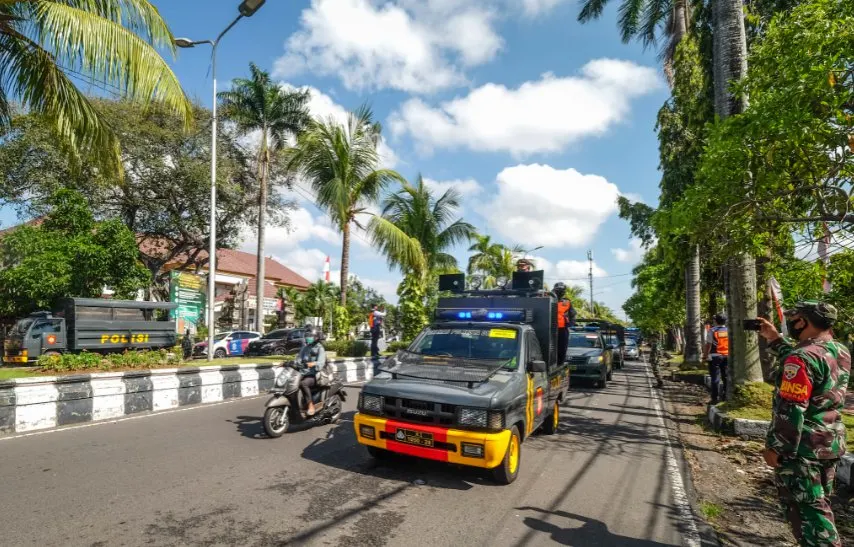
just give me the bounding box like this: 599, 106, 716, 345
844, 414, 854, 453
699, 500, 723, 520
674, 368, 707, 376
667, 354, 685, 366
716, 382, 774, 422
0, 368, 32, 381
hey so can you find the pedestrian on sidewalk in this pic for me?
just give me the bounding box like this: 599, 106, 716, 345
649, 333, 664, 388
369, 304, 386, 359
758, 301, 851, 547
181, 328, 193, 360
703, 314, 729, 404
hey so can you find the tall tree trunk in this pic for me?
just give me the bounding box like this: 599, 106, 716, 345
684, 245, 703, 364
756, 255, 773, 380
340, 222, 350, 306
256, 138, 269, 333
673, 0, 688, 43
713, 0, 760, 388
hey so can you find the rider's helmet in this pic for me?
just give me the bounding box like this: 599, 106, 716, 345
553, 282, 567, 298
304, 325, 322, 345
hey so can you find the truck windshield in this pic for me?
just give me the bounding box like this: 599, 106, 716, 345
570, 334, 602, 348
11, 318, 33, 335
408, 327, 519, 364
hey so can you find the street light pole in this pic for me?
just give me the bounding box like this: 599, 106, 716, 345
175, 0, 266, 361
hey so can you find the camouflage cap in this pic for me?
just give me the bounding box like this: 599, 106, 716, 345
787, 300, 838, 323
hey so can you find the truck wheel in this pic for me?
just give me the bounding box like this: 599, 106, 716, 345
492, 425, 521, 485
214, 348, 227, 359
542, 401, 560, 435
42, 350, 62, 358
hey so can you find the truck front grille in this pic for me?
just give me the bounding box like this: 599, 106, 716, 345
568, 356, 588, 365
382, 397, 457, 426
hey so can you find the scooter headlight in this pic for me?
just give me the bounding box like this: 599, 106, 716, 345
275, 371, 287, 388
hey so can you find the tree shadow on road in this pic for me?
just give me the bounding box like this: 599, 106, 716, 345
515, 506, 678, 546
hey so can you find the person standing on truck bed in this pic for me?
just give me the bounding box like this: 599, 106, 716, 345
516, 258, 534, 272
552, 282, 577, 365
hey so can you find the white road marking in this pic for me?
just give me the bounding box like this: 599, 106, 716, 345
642, 358, 702, 547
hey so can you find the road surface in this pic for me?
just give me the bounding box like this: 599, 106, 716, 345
0, 360, 710, 546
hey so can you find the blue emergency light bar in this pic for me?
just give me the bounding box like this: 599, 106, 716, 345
435, 308, 531, 322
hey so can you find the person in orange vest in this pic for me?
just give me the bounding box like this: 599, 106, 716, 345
553, 282, 576, 364
703, 314, 729, 404
369, 304, 386, 358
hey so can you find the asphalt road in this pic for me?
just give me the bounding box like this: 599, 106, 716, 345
0, 360, 707, 546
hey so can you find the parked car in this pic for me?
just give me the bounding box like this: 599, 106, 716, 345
624, 339, 640, 360
356, 330, 387, 353
606, 335, 625, 369
566, 330, 614, 388
245, 328, 305, 357
193, 330, 261, 359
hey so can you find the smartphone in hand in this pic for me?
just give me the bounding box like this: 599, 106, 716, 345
743, 319, 762, 331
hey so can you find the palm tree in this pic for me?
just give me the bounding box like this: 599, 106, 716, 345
369, 176, 476, 276
577, 0, 700, 363
712, 0, 761, 387
467, 235, 523, 288
0, 0, 192, 174
218, 63, 311, 321
302, 280, 337, 333
287, 106, 405, 306
577, 0, 690, 74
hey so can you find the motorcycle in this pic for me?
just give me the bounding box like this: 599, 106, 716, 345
262, 361, 347, 438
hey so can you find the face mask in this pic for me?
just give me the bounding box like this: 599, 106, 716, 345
305, 337, 315, 345
786, 318, 806, 340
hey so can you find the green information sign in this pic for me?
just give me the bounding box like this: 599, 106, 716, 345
169, 271, 205, 333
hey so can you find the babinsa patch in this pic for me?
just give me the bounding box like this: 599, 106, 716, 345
783, 363, 800, 381
779, 356, 812, 403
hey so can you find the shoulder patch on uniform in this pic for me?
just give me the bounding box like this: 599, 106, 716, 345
779, 356, 812, 403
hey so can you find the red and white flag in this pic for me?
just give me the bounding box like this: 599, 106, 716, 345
323, 256, 330, 282
767, 276, 787, 336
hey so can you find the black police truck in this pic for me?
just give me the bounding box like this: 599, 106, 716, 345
4, 298, 178, 364
354, 270, 569, 484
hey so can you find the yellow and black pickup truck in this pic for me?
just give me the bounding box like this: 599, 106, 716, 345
354, 271, 569, 484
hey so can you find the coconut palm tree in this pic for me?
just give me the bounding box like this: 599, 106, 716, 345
0, 0, 192, 174
368, 176, 475, 339
370, 176, 475, 276
287, 105, 405, 306
218, 63, 311, 320
467, 235, 524, 288
712, 0, 761, 387
302, 280, 337, 334
577, 0, 701, 363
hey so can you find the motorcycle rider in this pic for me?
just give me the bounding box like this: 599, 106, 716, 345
296, 325, 326, 416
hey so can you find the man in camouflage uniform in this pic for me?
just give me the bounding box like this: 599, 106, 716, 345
758, 301, 851, 547
649, 333, 664, 388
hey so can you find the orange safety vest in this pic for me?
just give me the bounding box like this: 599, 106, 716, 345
368, 313, 374, 329
712, 328, 729, 356
557, 300, 571, 328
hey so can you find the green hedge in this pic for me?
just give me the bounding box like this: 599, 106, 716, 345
38, 349, 180, 372
388, 341, 411, 353
325, 340, 369, 358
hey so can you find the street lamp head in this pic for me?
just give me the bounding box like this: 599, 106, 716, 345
174, 37, 196, 48
238, 0, 266, 16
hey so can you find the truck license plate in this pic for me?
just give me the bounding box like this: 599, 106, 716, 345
569, 365, 578, 371
395, 428, 434, 448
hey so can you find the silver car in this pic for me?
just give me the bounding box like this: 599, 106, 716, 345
623, 339, 640, 360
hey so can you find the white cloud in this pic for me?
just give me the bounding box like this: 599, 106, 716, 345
283, 83, 399, 169
611, 238, 645, 264
389, 59, 662, 156
247, 207, 339, 255
273, 0, 502, 93
358, 277, 400, 303
423, 177, 482, 198
527, 254, 607, 283
521, 0, 565, 16
477, 164, 621, 247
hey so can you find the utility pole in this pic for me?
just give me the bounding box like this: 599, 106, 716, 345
587, 250, 595, 315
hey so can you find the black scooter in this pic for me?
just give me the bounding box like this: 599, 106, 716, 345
262, 361, 346, 438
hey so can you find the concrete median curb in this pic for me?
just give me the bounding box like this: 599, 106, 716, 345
0, 357, 378, 435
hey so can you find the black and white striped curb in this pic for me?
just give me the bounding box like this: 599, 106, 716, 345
707, 404, 854, 489
0, 358, 378, 435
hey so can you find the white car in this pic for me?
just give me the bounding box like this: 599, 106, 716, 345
193, 330, 261, 358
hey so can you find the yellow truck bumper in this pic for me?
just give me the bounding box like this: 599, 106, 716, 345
354, 412, 511, 469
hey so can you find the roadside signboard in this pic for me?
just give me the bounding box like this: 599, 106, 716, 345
169, 271, 205, 334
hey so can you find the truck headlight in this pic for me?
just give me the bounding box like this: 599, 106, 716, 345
487, 410, 505, 430
588, 355, 604, 364
359, 393, 383, 414
458, 408, 488, 428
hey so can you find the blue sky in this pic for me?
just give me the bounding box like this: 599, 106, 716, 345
5, 0, 670, 316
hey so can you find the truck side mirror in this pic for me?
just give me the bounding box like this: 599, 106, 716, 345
527, 359, 546, 373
